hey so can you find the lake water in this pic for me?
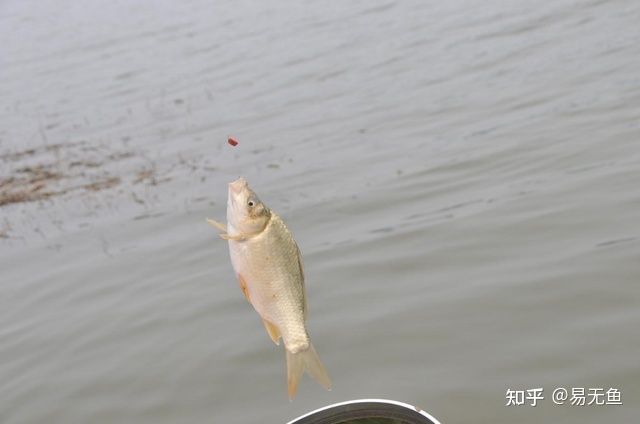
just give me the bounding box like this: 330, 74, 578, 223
1, 0, 639, 423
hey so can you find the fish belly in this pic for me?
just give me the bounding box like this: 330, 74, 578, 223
228, 218, 309, 352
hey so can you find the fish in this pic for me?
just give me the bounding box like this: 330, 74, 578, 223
207, 177, 331, 399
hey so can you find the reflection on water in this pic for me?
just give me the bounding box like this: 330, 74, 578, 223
1, 0, 639, 423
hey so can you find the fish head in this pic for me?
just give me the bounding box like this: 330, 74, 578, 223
227, 177, 271, 236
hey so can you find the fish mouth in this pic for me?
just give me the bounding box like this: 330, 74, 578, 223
229, 177, 248, 195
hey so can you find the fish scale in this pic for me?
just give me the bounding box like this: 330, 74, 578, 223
232, 213, 309, 353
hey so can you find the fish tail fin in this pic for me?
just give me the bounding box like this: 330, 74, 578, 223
286, 342, 331, 400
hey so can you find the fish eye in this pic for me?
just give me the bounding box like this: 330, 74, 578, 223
248, 200, 255, 207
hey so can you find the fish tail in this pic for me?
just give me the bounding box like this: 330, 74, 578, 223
286, 342, 331, 400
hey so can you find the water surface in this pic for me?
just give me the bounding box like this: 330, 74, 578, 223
1, 0, 639, 423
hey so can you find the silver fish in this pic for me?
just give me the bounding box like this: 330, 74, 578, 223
208, 177, 331, 399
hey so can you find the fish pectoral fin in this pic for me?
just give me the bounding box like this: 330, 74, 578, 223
208, 219, 246, 241
220, 233, 245, 241
237, 274, 251, 303
262, 319, 281, 345
206, 218, 227, 232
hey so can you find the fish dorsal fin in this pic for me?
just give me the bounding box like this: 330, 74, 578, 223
294, 241, 308, 320
262, 319, 281, 345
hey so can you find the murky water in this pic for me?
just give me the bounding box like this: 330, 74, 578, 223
1, 0, 639, 423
